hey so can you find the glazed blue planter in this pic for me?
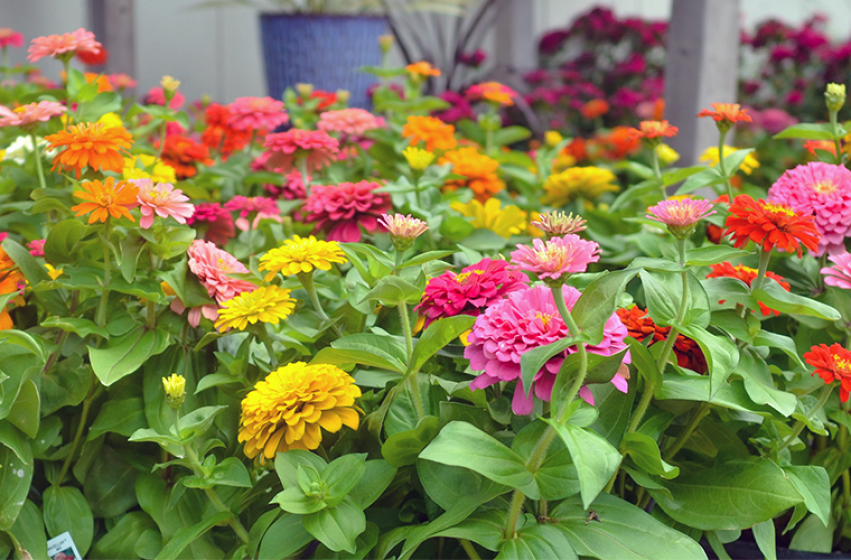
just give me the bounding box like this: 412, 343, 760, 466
259, 13, 387, 109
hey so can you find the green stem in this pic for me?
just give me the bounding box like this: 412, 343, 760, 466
716, 129, 733, 200
155, 121, 167, 165
538, 498, 548, 519
663, 402, 710, 462
298, 271, 343, 337
739, 249, 771, 319
96, 218, 112, 328
775, 384, 834, 456
552, 285, 589, 423
398, 301, 413, 363
30, 133, 47, 192
255, 326, 279, 368
503, 489, 526, 541
651, 147, 664, 197
459, 539, 481, 560
830, 110, 843, 165
56, 379, 99, 486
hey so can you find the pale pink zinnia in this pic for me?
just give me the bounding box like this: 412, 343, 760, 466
27, 28, 101, 62
303, 181, 392, 242
822, 252, 851, 290
317, 108, 384, 136
768, 162, 851, 255
186, 239, 256, 304
0, 29, 24, 49
379, 213, 429, 240
262, 129, 339, 173
647, 197, 716, 229
133, 179, 195, 229
465, 285, 630, 415
510, 234, 600, 281
224, 196, 282, 231
227, 97, 289, 132
0, 101, 66, 128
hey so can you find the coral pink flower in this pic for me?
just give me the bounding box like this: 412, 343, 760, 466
27, 239, 45, 257
465, 285, 630, 414
224, 196, 282, 231
768, 162, 851, 254
187, 202, 236, 247
510, 234, 600, 281
144, 86, 184, 110
379, 213, 429, 240
28, 28, 101, 62
108, 73, 137, 90
169, 299, 218, 328
265, 170, 307, 200
133, 179, 195, 229
227, 96, 289, 132
303, 181, 391, 242
0, 29, 24, 49
317, 108, 384, 136
415, 258, 527, 327
262, 129, 339, 173
648, 198, 715, 227
822, 252, 851, 290
187, 239, 256, 304
0, 101, 66, 128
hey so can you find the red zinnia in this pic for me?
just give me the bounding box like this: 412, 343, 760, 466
201, 103, 251, 158
156, 135, 214, 179
724, 194, 821, 257
804, 343, 851, 402
706, 262, 791, 316
617, 306, 707, 374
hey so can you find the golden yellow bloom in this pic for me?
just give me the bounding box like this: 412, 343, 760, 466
259, 235, 347, 280
553, 153, 577, 173
403, 146, 435, 170
162, 373, 186, 409
545, 131, 564, 147
44, 264, 63, 280
97, 112, 123, 129
239, 362, 361, 461
122, 154, 177, 184
215, 286, 296, 332
699, 146, 759, 175
656, 143, 680, 166
451, 198, 527, 239
541, 166, 619, 206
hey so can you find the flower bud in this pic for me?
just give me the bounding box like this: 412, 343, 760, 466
544, 130, 563, 148
655, 143, 680, 166
295, 83, 313, 98
378, 213, 429, 252
162, 373, 186, 410
530, 211, 587, 238
336, 89, 350, 104
403, 146, 435, 171
378, 34, 394, 54
826, 83, 846, 113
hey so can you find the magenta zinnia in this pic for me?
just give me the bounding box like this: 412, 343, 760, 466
415, 258, 527, 328
465, 285, 630, 415
303, 181, 392, 242
510, 234, 600, 281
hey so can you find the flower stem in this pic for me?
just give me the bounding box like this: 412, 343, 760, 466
651, 147, 664, 197
459, 539, 481, 560
552, 285, 590, 423
298, 270, 342, 337
398, 301, 414, 363
830, 109, 843, 165
30, 133, 48, 192
663, 401, 710, 462
503, 489, 527, 541
96, 218, 112, 328
56, 379, 100, 486
155, 121, 167, 165
255, 325, 279, 368
739, 248, 771, 319
775, 384, 834, 456
716, 129, 733, 200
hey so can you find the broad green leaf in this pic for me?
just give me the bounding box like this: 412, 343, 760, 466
680, 325, 739, 398
784, 465, 831, 528
2, 238, 67, 315
87, 397, 146, 440
275, 449, 328, 487
719, 148, 755, 177
7, 379, 39, 438
182, 457, 252, 489
642, 270, 710, 329
83, 445, 138, 518
737, 350, 796, 416
360, 276, 422, 306
409, 315, 475, 374
789, 513, 835, 553
303, 496, 366, 554
752, 519, 776, 560
0, 428, 33, 530
685, 245, 752, 266
622, 432, 679, 478
398, 250, 455, 269
417, 459, 509, 512
257, 514, 313, 560
322, 454, 367, 507
312, 347, 405, 373
675, 166, 725, 195
433, 511, 505, 551
43, 485, 94, 555
329, 333, 408, 372
89, 511, 160, 560
571, 269, 640, 345
154, 512, 232, 560
497, 523, 577, 560
752, 278, 840, 320
349, 460, 397, 509
519, 333, 588, 399
88, 327, 170, 386
627, 337, 662, 387
0, 329, 47, 363
9, 500, 48, 560
382, 415, 440, 467
773, 122, 841, 141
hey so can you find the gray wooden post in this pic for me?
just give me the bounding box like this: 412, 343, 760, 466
664, 0, 740, 167
88, 0, 135, 92
494, 0, 536, 74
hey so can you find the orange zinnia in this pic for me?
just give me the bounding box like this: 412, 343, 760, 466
406, 61, 441, 77
629, 120, 678, 141
581, 99, 609, 119
467, 82, 517, 106
723, 194, 821, 257
0, 247, 22, 295
439, 147, 503, 201
72, 177, 139, 224
45, 122, 132, 178
697, 103, 752, 130
402, 116, 457, 151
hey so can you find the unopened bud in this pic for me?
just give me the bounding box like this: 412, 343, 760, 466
162, 373, 186, 410
378, 34, 395, 54
826, 83, 846, 113
161, 75, 180, 94
336, 89, 350, 104
295, 83, 313, 97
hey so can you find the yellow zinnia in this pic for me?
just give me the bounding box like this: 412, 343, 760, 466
656, 143, 680, 166
699, 146, 759, 175
451, 198, 527, 239
259, 235, 347, 280
541, 166, 619, 206
215, 286, 296, 332
122, 154, 177, 184
97, 112, 123, 129
403, 146, 435, 170
161, 373, 186, 409
238, 362, 361, 461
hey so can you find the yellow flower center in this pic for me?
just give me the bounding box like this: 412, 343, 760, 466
762, 202, 795, 217
812, 180, 837, 195
834, 355, 851, 374
13, 106, 26, 114
535, 312, 554, 328
735, 264, 758, 275
455, 270, 484, 283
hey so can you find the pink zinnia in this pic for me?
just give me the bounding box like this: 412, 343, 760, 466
768, 162, 851, 254
224, 196, 282, 231
144, 86, 185, 110
262, 129, 339, 174
27, 28, 101, 62
317, 108, 384, 136
187, 202, 236, 247
465, 285, 630, 415
0, 28, 24, 49
647, 198, 716, 238
108, 73, 137, 90
27, 239, 46, 257
133, 179, 195, 229
822, 252, 851, 290
303, 181, 392, 242
510, 234, 600, 281
187, 239, 256, 304
265, 170, 307, 200
0, 101, 66, 128
227, 96, 289, 132
415, 258, 528, 328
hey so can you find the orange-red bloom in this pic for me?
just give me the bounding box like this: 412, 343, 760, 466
724, 195, 821, 257
629, 120, 678, 141
201, 103, 251, 158
617, 306, 707, 374
697, 103, 752, 129
581, 99, 609, 119
406, 61, 441, 77
45, 122, 132, 178
705, 262, 791, 316
803, 140, 837, 157
402, 116, 457, 151
156, 134, 214, 179
467, 82, 517, 106
0, 248, 22, 295
72, 177, 139, 224
804, 343, 851, 402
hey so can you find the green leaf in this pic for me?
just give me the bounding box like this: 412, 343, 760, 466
627, 337, 662, 388
493, 125, 532, 146
303, 496, 366, 554
784, 465, 831, 528
419, 421, 539, 498
9, 500, 48, 560
685, 245, 752, 266
680, 325, 739, 398
519, 334, 588, 399
675, 167, 725, 195
645, 458, 803, 530
622, 432, 679, 478
89, 511, 160, 560
328, 333, 408, 373
87, 397, 146, 440
552, 493, 707, 560
736, 350, 796, 416
0, 330, 47, 363
544, 419, 621, 509
382, 415, 440, 467
360, 276, 422, 306
752, 278, 840, 320
752, 519, 776, 560
642, 270, 710, 329
571, 269, 639, 345
88, 327, 170, 386
275, 449, 328, 487
312, 347, 405, 373
0, 427, 33, 530
8, 379, 39, 438
789, 513, 834, 553
2, 238, 66, 315
433, 510, 505, 551
497, 523, 577, 560
322, 454, 367, 507
154, 511, 232, 560
44, 218, 92, 265
83, 445, 138, 518
182, 457, 252, 489
43, 486, 94, 556
409, 315, 475, 374
258, 513, 313, 560
719, 148, 755, 177
773, 122, 842, 141
416, 459, 509, 512
349, 460, 397, 509
398, 250, 455, 269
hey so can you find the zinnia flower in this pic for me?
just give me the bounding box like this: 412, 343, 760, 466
0, 28, 24, 49
647, 197, 716, 238
318, 108, 383, 136
705, 262, 791, 316
238, 362, 361, 460
215, 285, 296, 331
263, 129, 339, 173
71, 177, 139, 224
303, 181, 392, 242
581, 99, 610, 119
156, 135, 214, 179
617, 306, 707, 373
0, 101, 66, 129
187, 239, 256, 304
440, 147, 503, 201
406, 61, 441, 77
466, 82, 517, 106
629, 120, 678, 147
531, 211, 587, 237
264, 169, 307, 200
402, 116, 457, 151
768, 162, 851, 254
822, 252, 851, 290
133, 179, 194, 229
466, 285, 630, 415
224, 196, 281, 231
403, 146, 435, 170
122, 154, 177, 184
0, 247, 23, 295
699, 146, 760, 175
108, 73, 137, 90
511, 234, 601, 282
227, 96, 289, 132
541, 167, 619, 206
28, 28, 101, 62
259, 235, 347, 280
697, 102, 753, 131
804, 343, 851, 402
187, 202, 236, 247
415, 258, 527, 328
201, 103, 251, 157
27, 239, 46, 257
45, 122, 133, 178
144, 86, 185, 110
724, 194, 822, 257
451, 198, 527, 239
